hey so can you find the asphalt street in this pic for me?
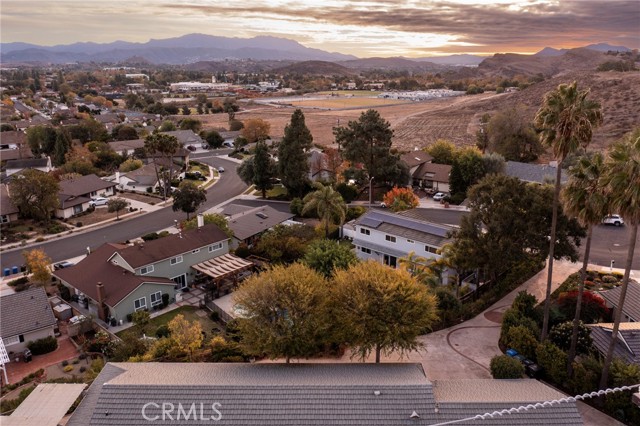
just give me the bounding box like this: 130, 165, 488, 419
0, 155, 246, 270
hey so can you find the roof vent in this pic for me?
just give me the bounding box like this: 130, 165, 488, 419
256, 212, 268, 219
410, 411, 420, 419
373, 390, 381, 396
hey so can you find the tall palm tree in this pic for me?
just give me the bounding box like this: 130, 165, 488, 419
534, 81, 603, 340
302, 183, 347, 238
599, 128, 640, 389
561, 152, 608, 375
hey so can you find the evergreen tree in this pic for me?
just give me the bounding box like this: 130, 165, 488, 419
278, 109, 313, 197
252, 141, 276, 198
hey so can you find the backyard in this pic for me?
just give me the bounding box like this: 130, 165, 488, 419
116, 306, 221, 340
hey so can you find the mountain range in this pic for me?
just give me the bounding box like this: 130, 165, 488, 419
0, 33, 632, 68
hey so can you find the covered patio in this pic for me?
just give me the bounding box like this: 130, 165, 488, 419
191, 254, 254, 299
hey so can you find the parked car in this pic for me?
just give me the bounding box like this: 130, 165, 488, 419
187, 145, 197, 152
433, 192, 447, 202
380, 202, 387, 208
602, 214, 624, 226
54, 261, 75, 270
89, 197, 108, 206
217, 167, 225, 173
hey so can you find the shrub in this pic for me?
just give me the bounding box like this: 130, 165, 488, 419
61, 360, 69, 367
7, 277, 29, 287
209, 310, 220, 322
234, 244, 251, 258
549, 320, 593, 354
504, 325, 539, 360
558, 290, 610, 323
490, 355, 524, 379
76, 222, 83, 227
63, 365, 74, 373
27, 336, 58, 355
346, 206, 366, 222
336, 182, 359, 203
229, 119, 244, 131
79, 366, 86, 373
35, 237, 45, 242
155, 325, 170, 338
536, 341, 568, 385
72, 359, 79, 364
568, 355, 602, 395
602, 275, 619, 284
0, 385, 36, 414
290, 197, 304, 216
500, 308, 539, 347
141, 232, 159, 241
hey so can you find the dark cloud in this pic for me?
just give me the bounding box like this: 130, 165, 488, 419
163, 1, 640, 52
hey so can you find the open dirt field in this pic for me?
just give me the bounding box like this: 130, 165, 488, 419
195, 71, 640, 154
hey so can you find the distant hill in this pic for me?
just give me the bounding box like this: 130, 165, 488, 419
273, 61, 355, 76
414, 54, 486, 66
339, 57, 452, 72
479, 48, 610, 78
535, 43, 632, 57
0, 33, 357, 65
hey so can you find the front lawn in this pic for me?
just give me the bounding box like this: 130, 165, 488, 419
253, 184, 288, 199
116, 306, 221, 339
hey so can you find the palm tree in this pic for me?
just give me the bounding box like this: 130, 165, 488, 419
398, 251, 440, 288
534, 81, 603, 340
599, 128, 640, 389
561, 152, 608, 375
302, 183, 347, 238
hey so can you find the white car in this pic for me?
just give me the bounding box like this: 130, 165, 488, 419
89, 197, 108, 206
433, 192, 447, 202
217, 167, 225, 173
603, 215, 624, 226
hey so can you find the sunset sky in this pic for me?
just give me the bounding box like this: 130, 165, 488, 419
1, 0, 638, 57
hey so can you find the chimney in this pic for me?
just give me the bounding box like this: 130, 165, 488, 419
115, 171, 121, 183
197, 213, 204, 228
96, 282, 107, 321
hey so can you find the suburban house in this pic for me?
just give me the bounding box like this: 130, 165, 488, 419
53, 223, 240, 323
56, 174, 117, 219
599, 280, 640, 322
0, 184, 19, 224
112, 164, 160, 193
223, 204, 296, 248
588, 322, 640, 366
505, 161, 568, 185
308, 149, 332, 182
351, 209, 454, 282
5, 157, 53, 177
400, 152, 451, 192
67, 362, 583, 426
0, 287, 57, 353
163, 130, 203, 148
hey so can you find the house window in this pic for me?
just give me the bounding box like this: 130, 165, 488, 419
192, 249, 200, 254
385, 235, 396, 243
425, 245, 438, 254
384, 254, 397, 268
134, 297, 147, 311
150, 291, 162, 307
3, 335, 20, 346
140, 265, 154, 275
360, 247, 371, 254
0, 215, 9, 224
407, 239, 414, 243
173, 274, 187, 290
209, 243, 223, 252
73, 205, 83, 215
170, 255, 183, 265
360, 228, 371, 235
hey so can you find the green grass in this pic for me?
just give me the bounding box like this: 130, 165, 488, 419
187, 163, 210, 177
116, 306, 219, 339
253, 184, 288, 199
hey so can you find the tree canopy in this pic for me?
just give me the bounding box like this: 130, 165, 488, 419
302, 239, 358, 278
486, 106, 542, 162
333, 261, 438, 363
181, 213, 232, 237
234, 263, 330, 363
239, 141, 276, 198
302, 183, 347, 238
278, 109, 313, 197
172, 182, 207, 220
382, 186, 419, 212
241, 118, 271, 143
9, 169, 60, 223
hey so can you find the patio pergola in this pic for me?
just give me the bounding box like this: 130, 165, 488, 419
192, 254, 254, 298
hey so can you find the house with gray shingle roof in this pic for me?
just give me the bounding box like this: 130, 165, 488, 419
56, 174, 117, 219
67, 362, 583, 426
0, 184, 19, 224
599, 280, 640, 323
225, 204, 296, 248
352, 209, 454, 283
0, 287, 57, 352
505, 161, 568, 185
5, 156, 52, 177
588, 322, 640, 366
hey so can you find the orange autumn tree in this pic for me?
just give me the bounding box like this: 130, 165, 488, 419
383, 186, 419, 212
